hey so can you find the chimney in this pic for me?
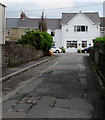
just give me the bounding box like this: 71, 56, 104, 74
20, 12, 26, 20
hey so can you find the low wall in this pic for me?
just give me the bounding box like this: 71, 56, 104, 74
2, 44, 44, 67
89, 47, 105, 81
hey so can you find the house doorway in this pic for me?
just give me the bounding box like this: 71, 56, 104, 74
82, 41, 87, 48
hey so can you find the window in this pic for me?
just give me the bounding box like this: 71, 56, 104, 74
52, 41, 55, 47
77, 26, 81, 32
67, 41, 71, 48
67, 41, 77, 48
7, 29, 11, 37
74, 26, 76, 31
81, 26, 85, 31
82, 41, 87, 48
74, 26, 88, 32
51, 30, 55, 36
86, 26, 88, 31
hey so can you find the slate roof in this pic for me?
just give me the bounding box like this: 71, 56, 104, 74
61, 13, 77, 24
61, 12, 100, 24
100, 17, 105, 27
6, 18, 61, 29
6, 12, 100, 29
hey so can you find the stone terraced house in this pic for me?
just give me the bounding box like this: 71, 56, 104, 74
6, 11, 101, 52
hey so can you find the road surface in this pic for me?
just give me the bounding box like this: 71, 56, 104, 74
2, 53, 105, 118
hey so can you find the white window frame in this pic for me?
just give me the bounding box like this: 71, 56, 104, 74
82, 41, 87, 48
74, 25, 88, 32
67, 41, 77, 48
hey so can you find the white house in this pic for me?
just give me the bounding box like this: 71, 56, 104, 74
6, 11, 101, 52
53, 11, 100, 52
0, 3, 6, 44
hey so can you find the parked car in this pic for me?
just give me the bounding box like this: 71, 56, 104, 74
51, 47, 62, 53
81, 47, 90, 53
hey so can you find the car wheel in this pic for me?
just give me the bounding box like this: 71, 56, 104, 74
56, 50, 59, 53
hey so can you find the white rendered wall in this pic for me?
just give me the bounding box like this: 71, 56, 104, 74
62, 13, 100, 52
54, 29, 62, 48
47, 29, 62, 48
47, 29, 51, 34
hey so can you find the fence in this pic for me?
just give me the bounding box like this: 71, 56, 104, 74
89, 47, 105, 81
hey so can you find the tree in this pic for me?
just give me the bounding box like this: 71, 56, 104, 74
38, 12, 47, 32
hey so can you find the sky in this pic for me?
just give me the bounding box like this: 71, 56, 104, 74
0, 0, 105, 18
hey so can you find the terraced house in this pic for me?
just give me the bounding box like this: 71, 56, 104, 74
6, 11, 101, 52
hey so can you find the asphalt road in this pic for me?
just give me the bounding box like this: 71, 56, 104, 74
2, 53, 105, 118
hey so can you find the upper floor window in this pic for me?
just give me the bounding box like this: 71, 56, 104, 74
52, 41, 55, 47
51, 30, 55, 36
74, 26, 88, 32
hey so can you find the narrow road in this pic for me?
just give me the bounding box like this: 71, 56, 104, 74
3, 53, 105, 118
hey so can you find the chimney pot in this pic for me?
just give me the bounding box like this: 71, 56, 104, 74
20, 12, 26, 20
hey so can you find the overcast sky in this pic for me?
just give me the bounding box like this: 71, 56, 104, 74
1, 0, 105, 18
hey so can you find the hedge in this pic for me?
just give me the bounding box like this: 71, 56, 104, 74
94, 36, 105, 48
94, 36, 105, 43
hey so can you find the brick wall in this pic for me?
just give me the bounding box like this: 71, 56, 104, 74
2, 44, 44, 67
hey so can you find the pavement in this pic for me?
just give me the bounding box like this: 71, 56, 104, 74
2, 56, 54, 77
2, 53, 105, 119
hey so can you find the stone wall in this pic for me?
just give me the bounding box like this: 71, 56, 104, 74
2, 44, 44, 67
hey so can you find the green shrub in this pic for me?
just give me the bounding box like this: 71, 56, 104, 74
94, 36, 105, 48
62, 48, 66, 53
41, 32, 53, 52
77, 49, 81, 53
94, 36, 105, 43
18, 30, 53, 53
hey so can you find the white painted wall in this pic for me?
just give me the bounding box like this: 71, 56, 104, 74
47, 29, 62, 48
62, 13, 100, 52
47, 29, 51, 34
45, 13, 100, 53
54, 29, 62, 48
0, 4, 6, 44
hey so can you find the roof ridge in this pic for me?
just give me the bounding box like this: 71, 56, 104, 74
6, 18, 61, 20
62, 13, 77, 14
84, 12, 99, 14
62, 12, 98, 14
